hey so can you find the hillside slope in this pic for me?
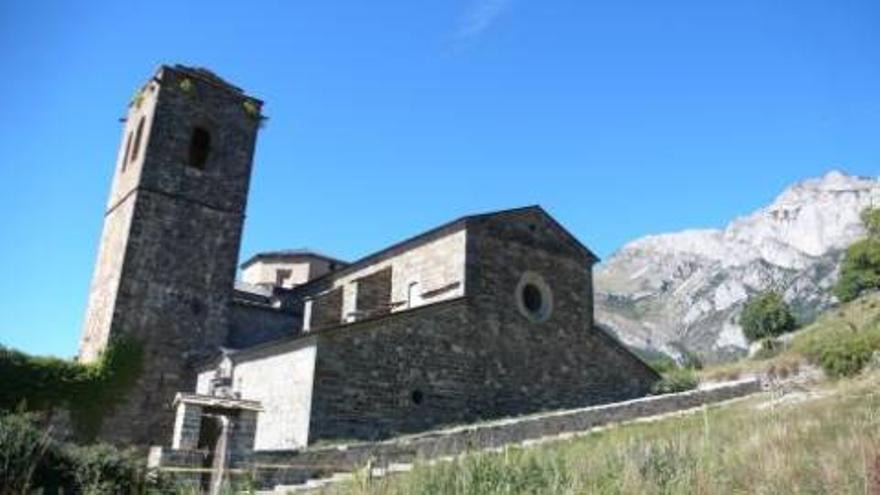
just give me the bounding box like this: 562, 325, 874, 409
333, 372, 880, 494
595, 170, 880, 361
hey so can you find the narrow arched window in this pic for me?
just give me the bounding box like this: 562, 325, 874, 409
121, 131, 133, 171
130, 116, 146, 164
188, 127, 211, 170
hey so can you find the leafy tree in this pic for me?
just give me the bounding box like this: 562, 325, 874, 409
860, 207, 880, 237
740, 291, 796, 342
834, 207, 880, 302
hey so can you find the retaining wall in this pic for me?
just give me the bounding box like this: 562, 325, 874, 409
152, 378, 760, 489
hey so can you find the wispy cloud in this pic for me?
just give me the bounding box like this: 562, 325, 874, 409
455, 0, 511, 41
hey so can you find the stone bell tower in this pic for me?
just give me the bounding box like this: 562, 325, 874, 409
79, 65, 262, 444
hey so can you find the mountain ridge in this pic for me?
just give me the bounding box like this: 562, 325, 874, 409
595, 170, 880, 361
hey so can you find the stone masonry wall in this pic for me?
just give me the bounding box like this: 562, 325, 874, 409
308, 298, 492, 443
465, 210, 658, 417
99, 189, 244, 444
353, 267, 392, 318
334, 227, 466, 321
227, 301, 300, 349
79, 194, 136, 361
229, 338, 318, 450
232, 379, 761, 489
78, 66, 262, 446
298, 210, 657, 445
310, 287, 343, 330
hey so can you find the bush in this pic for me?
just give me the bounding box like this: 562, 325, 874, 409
834, 207, 880, 302
740, 291, 797, 342
834, 238, 880, 303
647, 355, 678, 374
63, 443, 145, 494
796, 324, 880, 378
0, 413, 146, 494
861, 207, 880, 237
0, 413, 53, 493
651, 368, 700, 395
0, 336, 143, 439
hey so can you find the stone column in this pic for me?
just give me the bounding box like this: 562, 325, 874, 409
172, 402, 203, 450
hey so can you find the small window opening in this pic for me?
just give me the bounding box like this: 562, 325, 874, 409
411, 390, 424, 405
522, 284, 543, 314
121, 131, 133, 171
276, 269, 292, 287
188, 127, 211, 169
130, 116, 146, 164
407, 281, 420, 309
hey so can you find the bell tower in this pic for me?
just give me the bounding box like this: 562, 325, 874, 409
79, 65, 263, 443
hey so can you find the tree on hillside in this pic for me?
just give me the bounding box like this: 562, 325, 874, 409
860, 207, 880, 237
834, 207, 880, 302
740, 291, 797, 342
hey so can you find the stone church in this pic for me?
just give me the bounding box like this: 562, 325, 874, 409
78, 65, 658, 451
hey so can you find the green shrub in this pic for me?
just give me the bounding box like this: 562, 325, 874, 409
647, 355, 678, 374
651, 368, 700, 395
796, 324, 880, 378
861, 207, 880, 237
834, 238, 880, 303
0, 413, 146, 494
63, 443, 145, 494
834, 207, 880, 302
0, 413, 54, 493
0, 336, 143, 440
740, 291, 797, 342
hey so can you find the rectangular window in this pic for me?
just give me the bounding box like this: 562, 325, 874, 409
275, 269, 292, 287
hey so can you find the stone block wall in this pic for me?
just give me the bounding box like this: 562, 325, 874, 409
78, 66, 262, 446
308, 298, 489, 443
464, 209, 658, 417
172, 402, 202, 450
95, 189, 244, 444
227, 338, 318, 450
334, 227, 466, 321
302, 209, 658, 444
353, 267, 392, 319
152, 379, 760, 491
226, 301, 300, 348
310, 288, 343, 330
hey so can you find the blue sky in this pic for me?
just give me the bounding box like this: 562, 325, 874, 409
1, 0, 878, 357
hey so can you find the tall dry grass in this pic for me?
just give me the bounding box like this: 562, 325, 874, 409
329, 371, 880, 495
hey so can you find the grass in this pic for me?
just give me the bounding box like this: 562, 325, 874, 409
701, 291, 880, 382
326, 371, 880, 494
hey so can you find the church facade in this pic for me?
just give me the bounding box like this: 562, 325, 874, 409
79, 65, 658, 450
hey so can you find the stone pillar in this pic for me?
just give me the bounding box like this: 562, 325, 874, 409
227, 410, 259, 465
303, 298, 313, 332
172, 401, 203, 450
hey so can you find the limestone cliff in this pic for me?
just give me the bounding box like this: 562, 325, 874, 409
595, 171, 880, 361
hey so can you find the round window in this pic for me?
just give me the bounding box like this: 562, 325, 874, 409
516, 272, 553, 322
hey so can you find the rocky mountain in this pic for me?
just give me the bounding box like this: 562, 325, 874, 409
595, 170, 880, 362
